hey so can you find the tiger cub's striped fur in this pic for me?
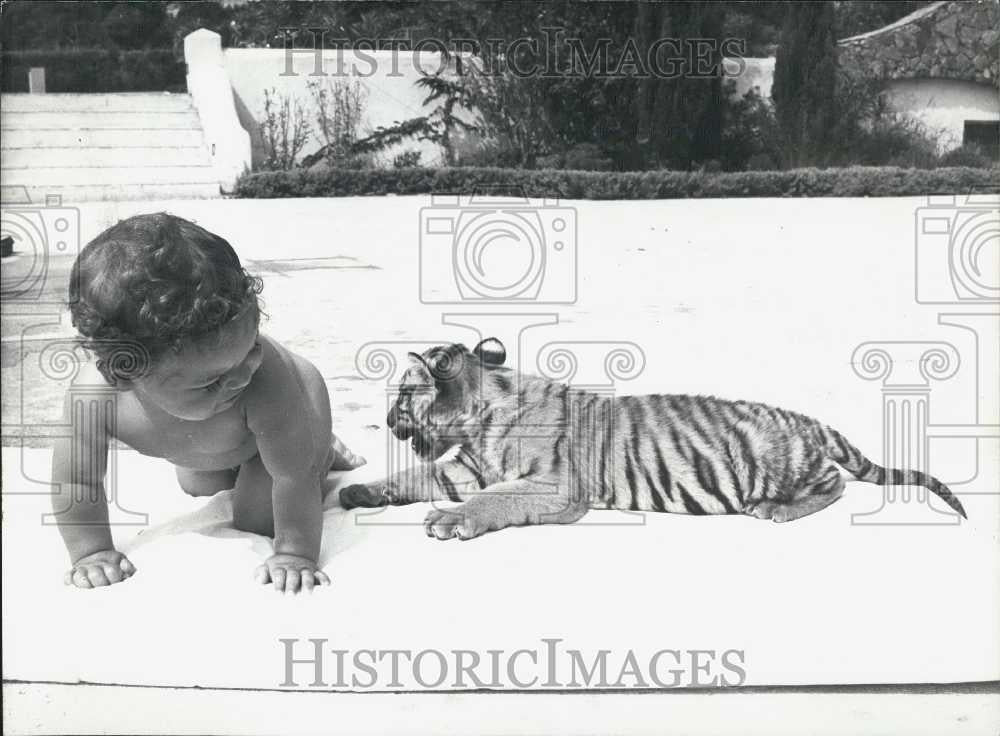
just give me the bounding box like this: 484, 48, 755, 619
340, 339, 966, 540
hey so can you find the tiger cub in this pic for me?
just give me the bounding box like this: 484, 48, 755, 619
340, 338, 967, 540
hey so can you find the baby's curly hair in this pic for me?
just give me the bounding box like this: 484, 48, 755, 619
70, 213, 263, 384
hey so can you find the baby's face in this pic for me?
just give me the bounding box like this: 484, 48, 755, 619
131, 309, 263, 420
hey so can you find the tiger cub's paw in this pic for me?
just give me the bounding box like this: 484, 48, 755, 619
339, 483, 392, 509
424, 505, 489, 541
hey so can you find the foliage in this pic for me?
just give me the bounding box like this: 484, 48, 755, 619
0, 0, 171, 51
719, 87, 786, 171
258, 89, 312, 172
833, 0, 935, 38
0, 48, 185, 93
723, 73, 947, 170
351, 69, 480, 167
937, 144, 999, 169
234, 165, 1000, 200
304, 79, 373, 168
537, 144, 615, 172
392, 150, 424, 168
773, 1, 838, 167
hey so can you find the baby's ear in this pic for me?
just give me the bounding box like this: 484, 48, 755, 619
473, 337, 506, 367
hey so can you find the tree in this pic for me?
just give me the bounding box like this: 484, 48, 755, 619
625, 1, 727, 169
772, 1, 837, 166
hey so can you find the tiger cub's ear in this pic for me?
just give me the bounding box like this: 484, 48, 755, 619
407, 352, 434, 381
473, 338, 506, 367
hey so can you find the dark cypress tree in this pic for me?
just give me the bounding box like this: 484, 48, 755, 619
631, 1, 727, 169
772, 1, 837, 166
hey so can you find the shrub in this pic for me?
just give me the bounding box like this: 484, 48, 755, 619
746, 153, 777, 171
257, 88, 311, 172
234, 166, 1000, 200
392, 150, 423, 168
834, 112, 940, 169
938, 144, 997, 169
307, 79, 377, 169
537, 143, 616, 172
1, 48, 185, 92
452, 134, 523, 169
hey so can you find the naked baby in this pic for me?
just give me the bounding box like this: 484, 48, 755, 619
51, 213, 364, 593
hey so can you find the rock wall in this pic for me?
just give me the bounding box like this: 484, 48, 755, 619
838, 0, 1000, 88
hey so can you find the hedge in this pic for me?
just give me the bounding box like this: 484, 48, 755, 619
1, 49, 186, 93
234, 166, 1000, 200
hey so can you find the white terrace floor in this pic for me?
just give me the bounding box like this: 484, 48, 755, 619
2, 197, 998, 713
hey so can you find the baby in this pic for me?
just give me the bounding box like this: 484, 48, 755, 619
51, 213, 364, 593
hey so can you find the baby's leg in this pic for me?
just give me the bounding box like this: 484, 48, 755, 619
176, 466, 238, 497
322, 434, 366, 499
232, 454, 275, 537
328, 433, 366, 471
232, 434, 360, 535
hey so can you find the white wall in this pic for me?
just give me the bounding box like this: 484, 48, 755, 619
884, 78, 1000, 152
724, 57, 775, 100
222, 48, 457, 168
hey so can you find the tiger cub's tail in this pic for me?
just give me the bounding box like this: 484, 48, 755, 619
820, 426, 967, 519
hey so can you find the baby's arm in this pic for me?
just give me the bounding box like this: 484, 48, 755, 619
50, 386, 136, 588
245, 341, 340, 588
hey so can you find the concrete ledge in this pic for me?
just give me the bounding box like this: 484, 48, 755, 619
184, 28, 251, 193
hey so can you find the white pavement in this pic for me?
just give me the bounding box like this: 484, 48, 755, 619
2, 195, 998, 693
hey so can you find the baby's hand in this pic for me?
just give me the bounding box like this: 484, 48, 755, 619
65, 550, 136, 589
255, 554, 330, 593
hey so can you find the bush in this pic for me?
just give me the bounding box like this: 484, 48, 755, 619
938, 144, 997, 169
746, 153, 777, 171
452, 134, 524, 169
1, 49, 185, 92
234, 166, 1000, 200
835, 113, 940, 169
536, 143, 615, 172
306, 79, 378, 169
258, 88, 311, 172
392, 150, 423, 168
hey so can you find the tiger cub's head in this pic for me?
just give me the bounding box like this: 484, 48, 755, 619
387, 338, 507, 460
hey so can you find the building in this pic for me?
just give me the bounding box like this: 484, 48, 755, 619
725, 1, 1000, 154
839, 0, 999, 153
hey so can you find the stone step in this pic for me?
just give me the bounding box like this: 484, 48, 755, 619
1, 111, 201, 130
2, 165, 221, 186
6, 182, 221, 203
1, 93, 194, 113
0, 92, 223, 203
2, 146, 211, 168
1, 128, 207, 148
